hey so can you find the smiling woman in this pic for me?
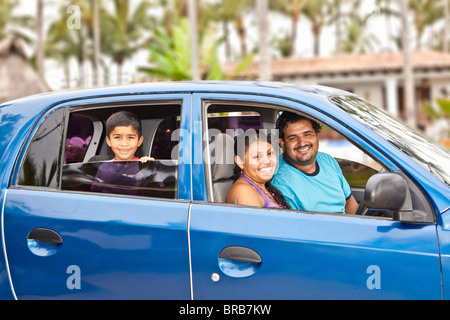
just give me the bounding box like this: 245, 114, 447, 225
225, 131, 289, 209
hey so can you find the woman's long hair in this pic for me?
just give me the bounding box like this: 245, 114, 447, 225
233, 130, 290, 209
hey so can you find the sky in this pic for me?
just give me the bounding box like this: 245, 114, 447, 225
15, 0, 398, 90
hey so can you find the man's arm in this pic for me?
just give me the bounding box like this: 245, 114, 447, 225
345, 195, 359, 214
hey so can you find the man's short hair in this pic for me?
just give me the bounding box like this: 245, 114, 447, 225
106, 111, 142, 137
275, 111, 322, 140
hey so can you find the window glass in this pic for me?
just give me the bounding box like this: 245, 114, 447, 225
319, 125, 383, 188
204, 105, 269, 204
331, 95, 450, 185
61, 104, 181, 199
17, 108, 65, 188
62, 160, 178, 199
207, 111, 262, 135
203, 101, 388, 218
65, 115, 93, 164
151, 116, 180, 159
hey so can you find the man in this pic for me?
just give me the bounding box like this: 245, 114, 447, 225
271, 111, 358, 214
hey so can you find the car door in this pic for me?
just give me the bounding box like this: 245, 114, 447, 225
3, 94, 192, 299
188, 93, 442, 299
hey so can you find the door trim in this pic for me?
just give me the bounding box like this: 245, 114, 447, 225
1, 189, 17, 300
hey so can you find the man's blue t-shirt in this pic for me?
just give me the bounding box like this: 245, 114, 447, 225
271, 152, 351, 214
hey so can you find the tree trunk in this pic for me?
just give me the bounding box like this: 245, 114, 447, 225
81, 20, 88, 87
36, 0, 45, 81
235, 17, 247, 58
401, 0, 416, 128
92, 0, 101, 86
313, 26, 321, 57
335, 3, 342, 55
290, 14, 299, 57
188, 0, 200, 80
257, 0, 271, 81
444, 0, 449, 52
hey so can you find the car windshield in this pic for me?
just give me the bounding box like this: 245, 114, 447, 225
330, 95, 450, 186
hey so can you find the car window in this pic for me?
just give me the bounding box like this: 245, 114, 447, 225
331, 95, 450, 185
18, 103, 181, 200
65, 115, 93, 164
319, 125, 383, 188
17, 108, 65, 189
202, 100, 388, 217
207, 111, 262, 135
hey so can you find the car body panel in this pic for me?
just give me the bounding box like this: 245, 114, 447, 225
4, 189, 191, 299
0, 81, 449, 299
189, 203, 442, 299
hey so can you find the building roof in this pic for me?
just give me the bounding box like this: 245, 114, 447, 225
223, 50, 450, 79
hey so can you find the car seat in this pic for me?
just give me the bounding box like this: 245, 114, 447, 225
209, 133, 236, 202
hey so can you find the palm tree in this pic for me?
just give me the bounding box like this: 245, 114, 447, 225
443, 0, 450, 52
202, 0, 252, 61
327, 0, 356, 55
341, 2, 380, 54
139, 17, 253, 81
376, 0, 399, 51
46, 4, 85, 88
445, 0, 450, 53
187, 0, 199, 80
409, 0, 443, 50
92, 0, 101, 86
0, 0, 34, 42
270, 0, 307, 57
100, 0, 155, 84
36, 0, 44, 80
257, 0, 271, 80
303, 0, 331, 57
401, 0, 416, 128
140, 19, 192, 81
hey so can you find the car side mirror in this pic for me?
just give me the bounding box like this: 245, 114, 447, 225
364, 173, 417, 223
365, 173, 409, 210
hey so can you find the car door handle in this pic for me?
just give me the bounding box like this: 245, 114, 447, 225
219, 246, 262, 264
218, 246, 262, 278
28, 228, 63, 244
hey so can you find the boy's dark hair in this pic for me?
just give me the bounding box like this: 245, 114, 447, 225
275, 111, 322, 140
106, 111, 142, 137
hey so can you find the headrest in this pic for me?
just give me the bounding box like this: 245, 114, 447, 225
209, 133, 235, 181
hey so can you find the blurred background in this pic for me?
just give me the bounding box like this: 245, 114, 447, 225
0, 0, 449, 146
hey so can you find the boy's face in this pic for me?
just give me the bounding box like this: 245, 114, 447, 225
106, 125, 143, 161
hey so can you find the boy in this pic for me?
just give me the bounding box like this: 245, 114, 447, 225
91, 111, 154, 194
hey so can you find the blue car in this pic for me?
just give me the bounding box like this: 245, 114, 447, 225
0, 81, 449, 300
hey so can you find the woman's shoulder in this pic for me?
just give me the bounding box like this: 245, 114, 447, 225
227, 178, 258, 195
226, 178, 264, 206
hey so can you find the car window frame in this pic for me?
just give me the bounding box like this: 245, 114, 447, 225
14, 106, 67, 190
12, 95, 191, 202
197, 94, 404, 220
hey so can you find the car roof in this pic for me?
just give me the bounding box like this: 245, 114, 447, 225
1, 81, 352, 110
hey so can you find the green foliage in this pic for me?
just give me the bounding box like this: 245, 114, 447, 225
423, 99, 450, 119
139, 19, 194, 81
0, 0, 34, 43
139, 18, 254, 81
